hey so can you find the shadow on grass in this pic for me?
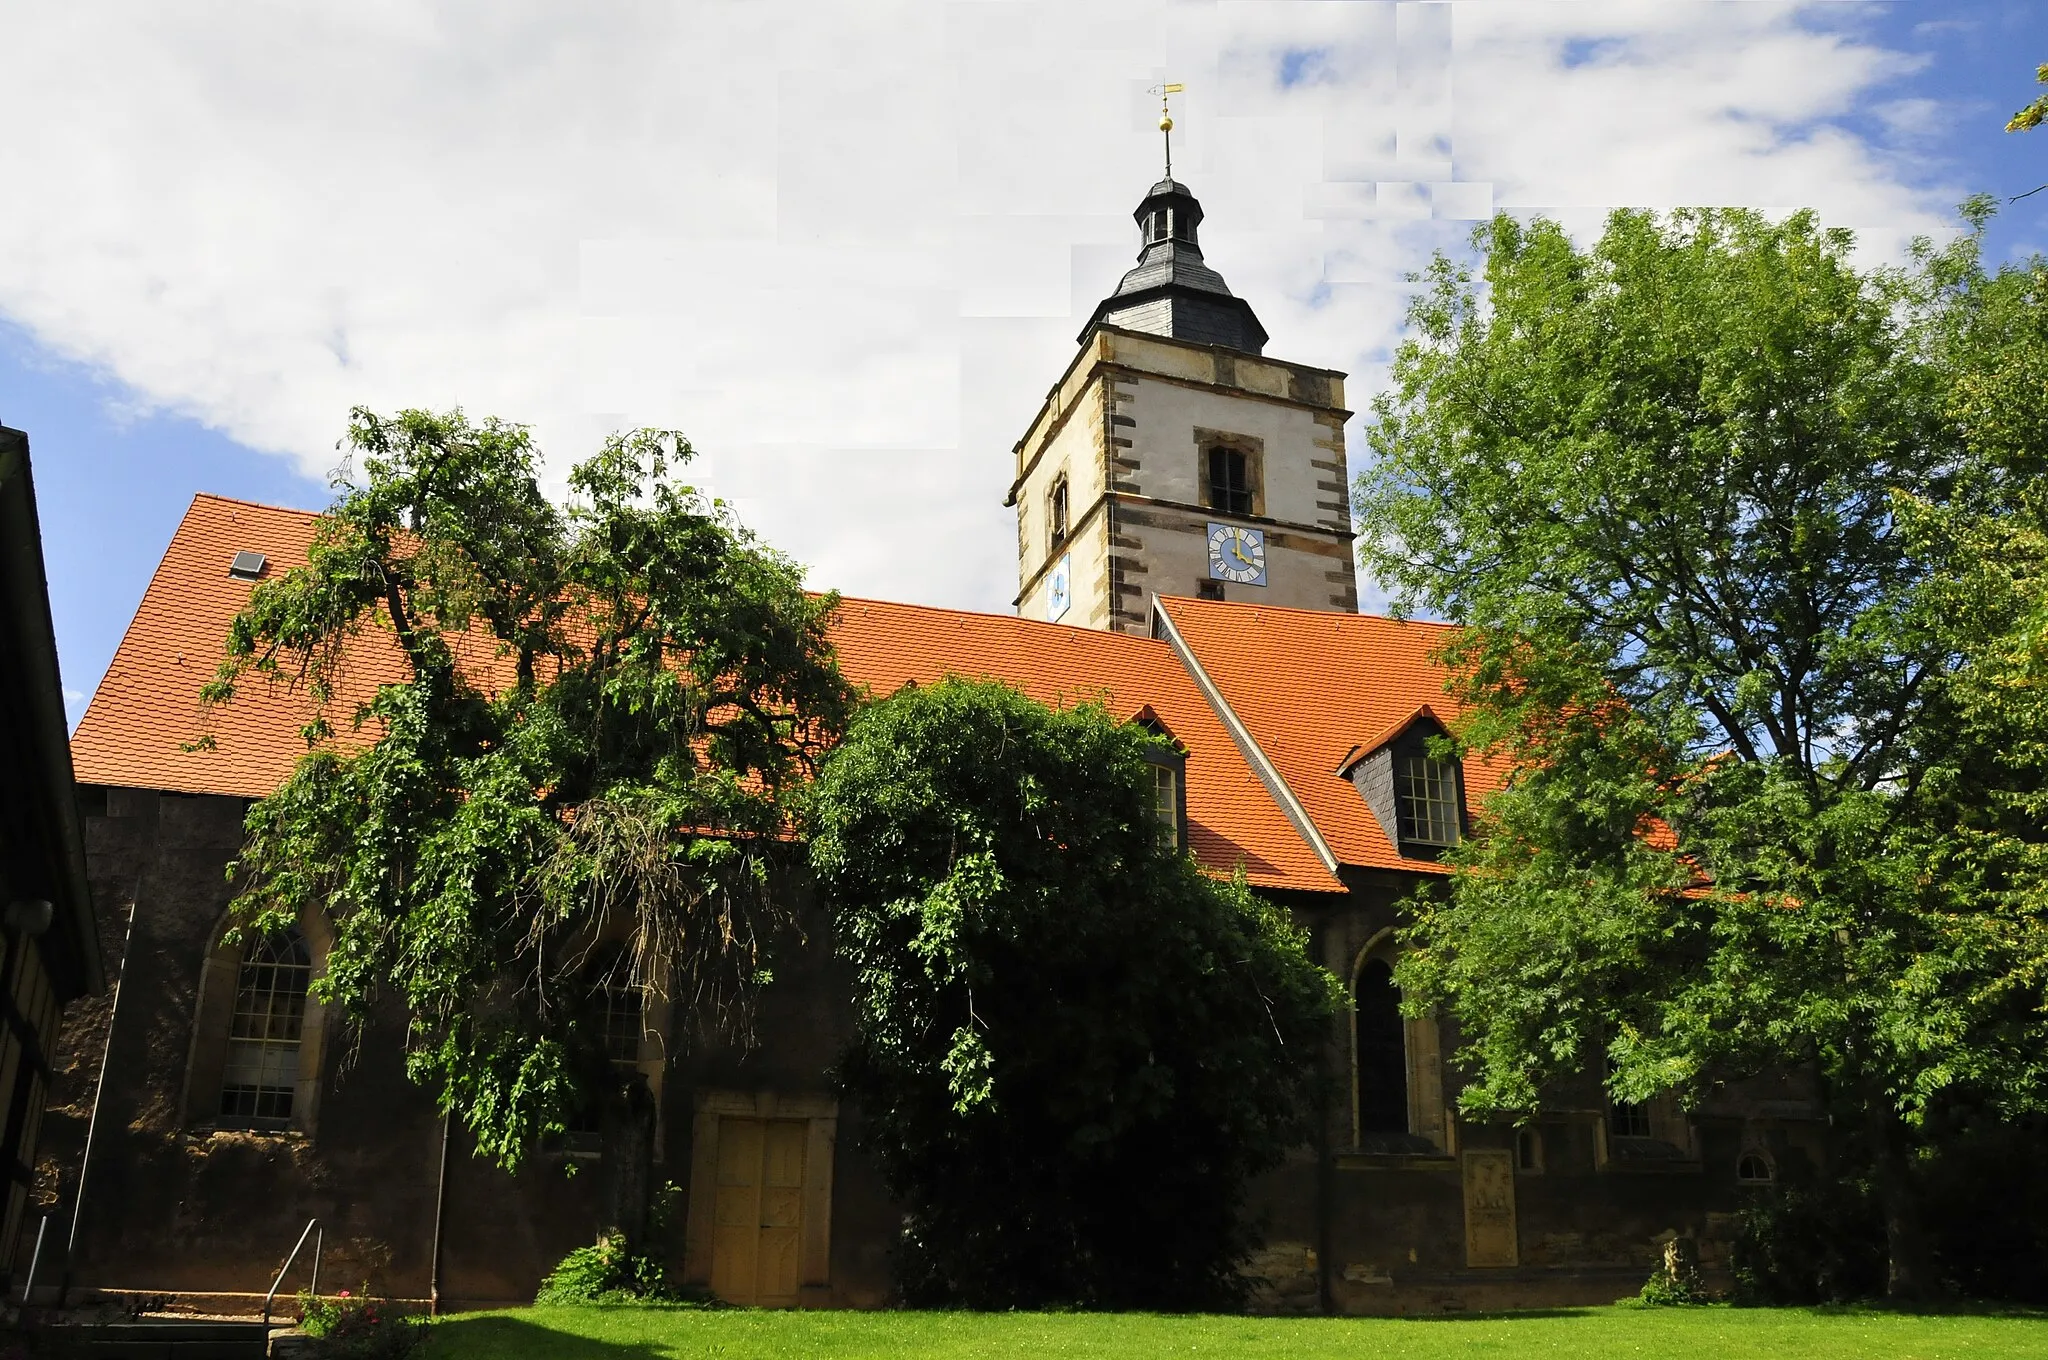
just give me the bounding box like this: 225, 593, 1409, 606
423, 1314, 673, 1360
1394, 1308, 1602, 1322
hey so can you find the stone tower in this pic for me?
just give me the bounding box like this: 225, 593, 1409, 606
1009, 176, 1357, 634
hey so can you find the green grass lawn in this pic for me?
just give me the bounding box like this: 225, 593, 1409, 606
418, 1303, 2047, 1360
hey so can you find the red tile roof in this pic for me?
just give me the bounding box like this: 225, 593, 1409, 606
70, 497, 1344, 894
70, 495, 405, 799
1156, 596, 1502, 874
829, 597, 1341, 892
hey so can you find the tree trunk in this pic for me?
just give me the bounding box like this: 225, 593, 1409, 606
1864, 1090, 1936, 1300
601, 1074, 657, 1249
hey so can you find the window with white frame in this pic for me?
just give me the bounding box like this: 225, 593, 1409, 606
1396, 755, 1461, 847
220, 930, 311, 1124
1151, 762, 1181, 848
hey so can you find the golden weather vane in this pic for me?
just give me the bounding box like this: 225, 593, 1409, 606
1149, 82, 1184, 178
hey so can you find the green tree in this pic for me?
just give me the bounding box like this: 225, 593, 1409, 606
2008, 62, 2048, 132
1355, 206, 2048, 1298
807, 678, 1341, 1309
206, 408, 851, 1247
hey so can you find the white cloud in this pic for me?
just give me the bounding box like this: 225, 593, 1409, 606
0, 1, 1948, 618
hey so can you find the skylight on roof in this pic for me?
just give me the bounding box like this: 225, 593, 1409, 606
228, 550, 267, 581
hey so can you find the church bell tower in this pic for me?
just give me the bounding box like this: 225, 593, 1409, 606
1008, 106, 1357, 634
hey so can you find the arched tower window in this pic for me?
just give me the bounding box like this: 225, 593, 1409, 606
1049, 475, 1070, 544
1355, 957, 1408, 1133
220, 930, 311, 1125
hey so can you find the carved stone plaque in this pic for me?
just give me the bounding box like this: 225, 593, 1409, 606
1462, 1148, 1518, 1267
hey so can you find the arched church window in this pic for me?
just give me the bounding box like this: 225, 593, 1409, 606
1049, 476, 1069, 544
1205, 447, 1253, 518
220, 930, 311, 1124
1608, 1098, 1652, 1139
596, 970, 646, 1066
1355, 957, 1408, 1133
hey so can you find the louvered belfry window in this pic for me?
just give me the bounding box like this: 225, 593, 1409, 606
1206, 447, 1253, 517
220, 930, 311, 1123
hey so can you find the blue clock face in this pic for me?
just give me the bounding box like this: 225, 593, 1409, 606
1206, 522, 1266, 586
1048, 552, 1072, 621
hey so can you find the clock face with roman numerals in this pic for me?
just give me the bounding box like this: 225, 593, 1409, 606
1206, 522, 1267, 586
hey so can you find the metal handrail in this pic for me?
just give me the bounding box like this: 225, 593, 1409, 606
262, 1218, 318, 1327
20, 1215, 47, 1304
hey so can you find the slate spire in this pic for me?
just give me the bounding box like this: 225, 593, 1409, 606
1080, 177, 1269, 355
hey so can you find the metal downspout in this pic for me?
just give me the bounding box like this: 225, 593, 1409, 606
428, 1112, 451, 1315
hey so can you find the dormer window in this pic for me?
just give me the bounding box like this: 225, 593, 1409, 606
1132, 707, 1188, 851
1151, 763, 1182, 848
1396, 754, 1460, 847
1339, 706, 1466, 860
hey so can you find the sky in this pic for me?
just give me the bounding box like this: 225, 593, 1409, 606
3, 1, 2044, 729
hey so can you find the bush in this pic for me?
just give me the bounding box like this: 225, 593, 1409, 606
535, 1181, 698, 1305
1731, 1178, 1886, 1305
809, 678, 1344, 1310
1638, 1242, 1710, 1306
296, 1288, 426, 1359
534, 1232, 671, 1304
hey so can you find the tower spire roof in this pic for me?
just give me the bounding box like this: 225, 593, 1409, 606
1080, 176, 1269, 355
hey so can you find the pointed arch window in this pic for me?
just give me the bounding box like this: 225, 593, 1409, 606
220, 930, 311, 1124
595, 969, 646, 1067
1049, 475, 1070, 545
1355, 957, 1407, 1134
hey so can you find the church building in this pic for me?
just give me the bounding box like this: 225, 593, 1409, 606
28, 169, 1823, 1315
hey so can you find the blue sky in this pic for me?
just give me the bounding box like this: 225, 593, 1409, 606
3, 0, 2045, 730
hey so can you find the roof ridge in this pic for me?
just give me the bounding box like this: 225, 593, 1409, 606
831, 593, 1176, 652
191, 491, 326, 518
1153, 592, 1460, 632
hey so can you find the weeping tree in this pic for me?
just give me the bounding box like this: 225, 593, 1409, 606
808, 678, 1341, 1309
202, 408, 852, 1249
1356, 205, 2048, 1298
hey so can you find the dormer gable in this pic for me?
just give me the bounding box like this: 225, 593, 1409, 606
1337, 705, 1467, 862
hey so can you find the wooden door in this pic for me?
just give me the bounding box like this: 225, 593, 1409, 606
710, 1116, 808, 1305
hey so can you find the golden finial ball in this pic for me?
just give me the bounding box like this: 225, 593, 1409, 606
1159, 114, 1174, 132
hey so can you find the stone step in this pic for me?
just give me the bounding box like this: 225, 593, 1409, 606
27, 1319, 277, 1358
